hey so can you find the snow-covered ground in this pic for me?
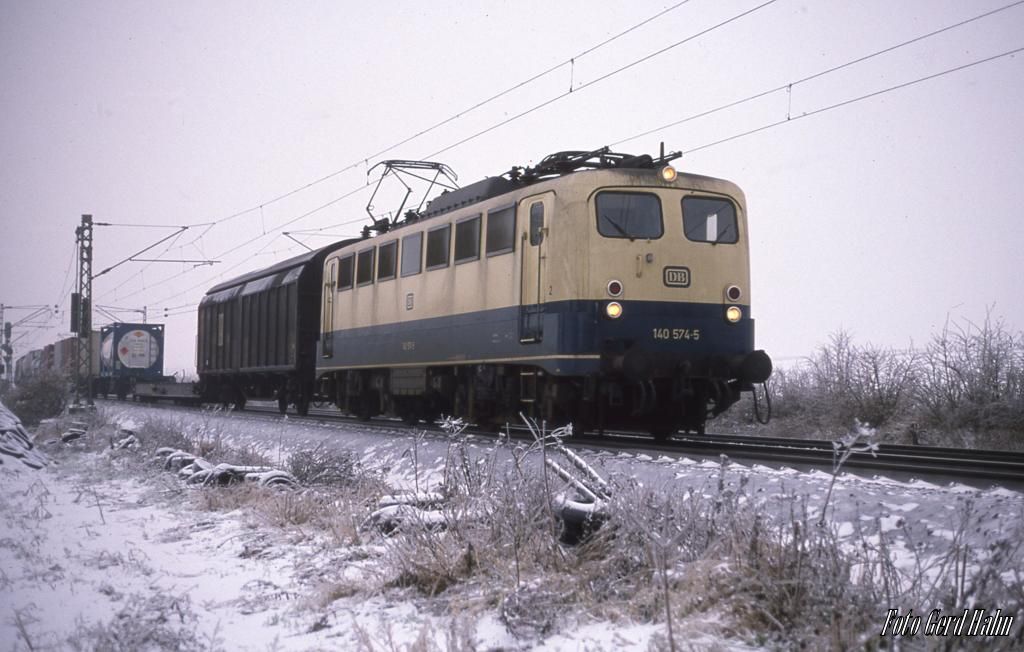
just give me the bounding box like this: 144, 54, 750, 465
2, 402, 1021, 650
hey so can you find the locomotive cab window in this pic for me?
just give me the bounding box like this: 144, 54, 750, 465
401, 232, 422, 277
454, 214, 481, 264
377, 241, 397, 281
356, 248, 375, 286
426, 224, 451, 270
337, 255, 354, 291
682, 196, 738, 244
596, 192, 663, 240
486, 205, 515, 255
529, 202, 544, 246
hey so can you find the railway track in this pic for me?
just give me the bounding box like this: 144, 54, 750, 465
101, 399, 1024, 485
658, 433, 1024, 483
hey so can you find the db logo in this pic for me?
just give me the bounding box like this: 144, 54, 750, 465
663, 266, 691, 288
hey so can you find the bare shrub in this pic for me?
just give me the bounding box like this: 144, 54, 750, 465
807, 330, 918, 430
67, 592, 218, 652
4, 370, 68, 425
381, 504, 492, 594
137, 416, 193, 453
191, 481, 265, 513
256, 488, 349, 531
917, 313, 1024, 439
719, 499, 879, 647
762, 364, 817, 422
378, 429, 567, 601
288, 445, 361, 486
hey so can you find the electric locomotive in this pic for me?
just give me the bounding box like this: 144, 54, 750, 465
316, 147, 771, 437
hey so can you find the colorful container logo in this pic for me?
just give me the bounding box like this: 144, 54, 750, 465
116, 330, 160, 369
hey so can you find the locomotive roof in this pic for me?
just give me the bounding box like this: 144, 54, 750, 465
379, 146, 687, 226
205, 238, 359, 296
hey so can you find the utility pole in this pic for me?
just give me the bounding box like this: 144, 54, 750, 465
63, 216, 216, 407
72, 214, 94, 406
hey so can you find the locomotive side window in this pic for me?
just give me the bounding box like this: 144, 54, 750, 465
486, 205, 515, 255
596, 192, 662, 239
454, 214, 481, 264
426, 224, 451, 270
529, 202, 544, 246
401, 232, 423, 277
682, 196, 738, 244
377, 241, 397, 281
356, 248, 375, 286
338, 255, 354, 291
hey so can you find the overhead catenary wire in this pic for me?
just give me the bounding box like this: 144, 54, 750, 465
679, 45, 1024, 156
96, 0, 697, 304
100, 0, 779, 307
106, 226, 189, 298
169, 1, 696, 234
611, 0, 1024, 147
116, 181, 378, 306
142, 40, 1024, 316
99, 2, 1022, 319
424, 0, 780, 159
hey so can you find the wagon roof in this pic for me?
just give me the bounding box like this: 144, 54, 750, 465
205, 239, 358, 296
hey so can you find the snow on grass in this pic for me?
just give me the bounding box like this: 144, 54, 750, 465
0, 460, 326, 650
4, 403, 1023, 650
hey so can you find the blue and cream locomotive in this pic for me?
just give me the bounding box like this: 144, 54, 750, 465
310, 147, 771, 436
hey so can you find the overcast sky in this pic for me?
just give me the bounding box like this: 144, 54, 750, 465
2, 0, 1022, 375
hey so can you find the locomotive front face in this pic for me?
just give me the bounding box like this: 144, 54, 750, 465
565, 170, 770, 388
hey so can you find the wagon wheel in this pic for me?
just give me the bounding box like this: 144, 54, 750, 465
396, 397, 424, 426
355, 391, 376, 421
296, 393, 311, 417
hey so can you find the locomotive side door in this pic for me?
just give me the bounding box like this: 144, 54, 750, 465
518, 193, 552, 343
321, 258, 337, 358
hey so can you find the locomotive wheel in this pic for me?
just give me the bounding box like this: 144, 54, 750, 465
395, 398, 420, 426
401, 410, 419, 426
649, 422, 677, 442
355, 391, 375, 421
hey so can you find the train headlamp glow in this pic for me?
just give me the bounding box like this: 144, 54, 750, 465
606, 301, 623, 319
660, 165, 678, 182
725, 306, 743, 323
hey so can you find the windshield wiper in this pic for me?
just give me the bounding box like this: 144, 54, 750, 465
602, 214, 633, 240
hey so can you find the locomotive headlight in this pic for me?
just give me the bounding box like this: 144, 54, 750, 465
605, 301, 623, 319
606, 279, 623, 297
725, 306, 743, 323
660, 165, 678, 182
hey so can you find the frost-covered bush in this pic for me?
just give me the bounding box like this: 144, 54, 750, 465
758, 330, 917, 437
67, 592, 213, 652
806, 330, 917, 429
288, 445, 361, 486
917, 314, 1024, 436
380, 455, 563, 597
3, 370, 68, 426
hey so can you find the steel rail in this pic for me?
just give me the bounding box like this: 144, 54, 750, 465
97, 399, 1024, 484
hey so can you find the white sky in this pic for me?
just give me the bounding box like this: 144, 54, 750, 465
2, 0, 1022, 374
